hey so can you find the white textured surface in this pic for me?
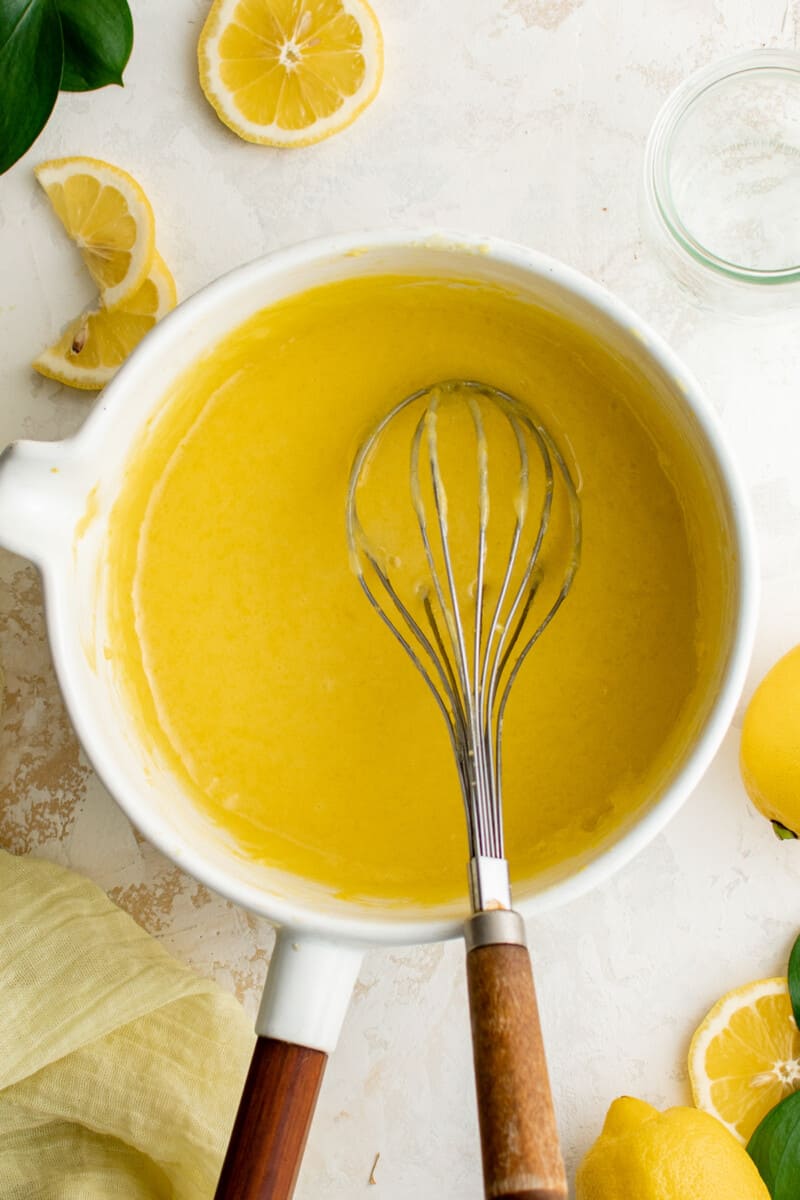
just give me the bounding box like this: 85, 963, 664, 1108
2, 1, 800, 1195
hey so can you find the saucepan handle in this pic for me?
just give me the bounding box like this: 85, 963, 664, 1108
215, 1036, 327, 1199
465, 910, 567, 1200
216, 932, 363, 1200
0, 439, 73, 562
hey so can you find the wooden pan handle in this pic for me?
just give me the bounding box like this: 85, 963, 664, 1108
466, 913, 567, 1200
215, 1035, 327, 1200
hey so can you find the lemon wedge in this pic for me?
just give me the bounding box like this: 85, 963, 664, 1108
33, 253, 176, 391
198, 0, 383, 147
36, 157, 156, 311
689, 976, 800, 1142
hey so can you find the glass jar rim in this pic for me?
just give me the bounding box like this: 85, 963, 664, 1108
643, 48, 800, 286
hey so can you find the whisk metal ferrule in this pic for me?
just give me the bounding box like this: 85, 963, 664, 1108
464, 907, 526, 950
469, 854, 512, 913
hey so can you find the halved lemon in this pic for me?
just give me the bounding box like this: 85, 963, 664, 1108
689, 977, 800, 1142
35, 157, 156, 311
33, 253, 176, 391
198, 0, 383, 147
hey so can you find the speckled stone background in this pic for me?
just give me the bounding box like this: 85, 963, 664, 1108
3, 1, 800, 1195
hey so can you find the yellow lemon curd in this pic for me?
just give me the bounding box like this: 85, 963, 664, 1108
106, 275, 725, 907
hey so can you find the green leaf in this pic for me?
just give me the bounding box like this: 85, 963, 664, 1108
0, 0, 63, 175
772, 820, 798, 841
747, 1090, 800, 1198
56, 0, 132, 91
789, 933, 800, 1033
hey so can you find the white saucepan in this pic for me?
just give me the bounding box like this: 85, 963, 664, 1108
0, 231, 758, 1199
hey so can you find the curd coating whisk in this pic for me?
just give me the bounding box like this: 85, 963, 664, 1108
347, 379, 581, 1200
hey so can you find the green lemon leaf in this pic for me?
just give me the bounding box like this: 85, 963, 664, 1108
772, 821, 798, 841
789, 933, 800, 1033
748, 1090, 800, 1198
56, 0, 132, 90
0, 0, 63, 175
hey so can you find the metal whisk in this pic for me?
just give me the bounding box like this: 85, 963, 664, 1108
347, 379, 581, 1200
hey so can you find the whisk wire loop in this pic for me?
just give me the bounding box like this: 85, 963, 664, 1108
347, 380, 581, 897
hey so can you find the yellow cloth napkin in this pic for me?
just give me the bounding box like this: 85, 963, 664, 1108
0, 850, 254, 1198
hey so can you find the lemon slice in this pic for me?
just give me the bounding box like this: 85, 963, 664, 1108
36, 157, 156, 311
33, 253, 176, 391
689, 977, 800, 1142
198, 0, 383, 147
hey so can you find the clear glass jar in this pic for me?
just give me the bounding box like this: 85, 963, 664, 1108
642, 49, 800, 315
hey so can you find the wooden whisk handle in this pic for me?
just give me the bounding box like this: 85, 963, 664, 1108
465, 911, 567, 1200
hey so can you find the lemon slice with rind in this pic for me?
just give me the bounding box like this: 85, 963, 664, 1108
36, 157, 156, 311
198, 0, 383, 147
689, 976, 800, 1142
33, 253, 176, 391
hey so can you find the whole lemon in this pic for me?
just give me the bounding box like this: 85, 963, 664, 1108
741, 644, 800, 837
575, 1096, 769, 1200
